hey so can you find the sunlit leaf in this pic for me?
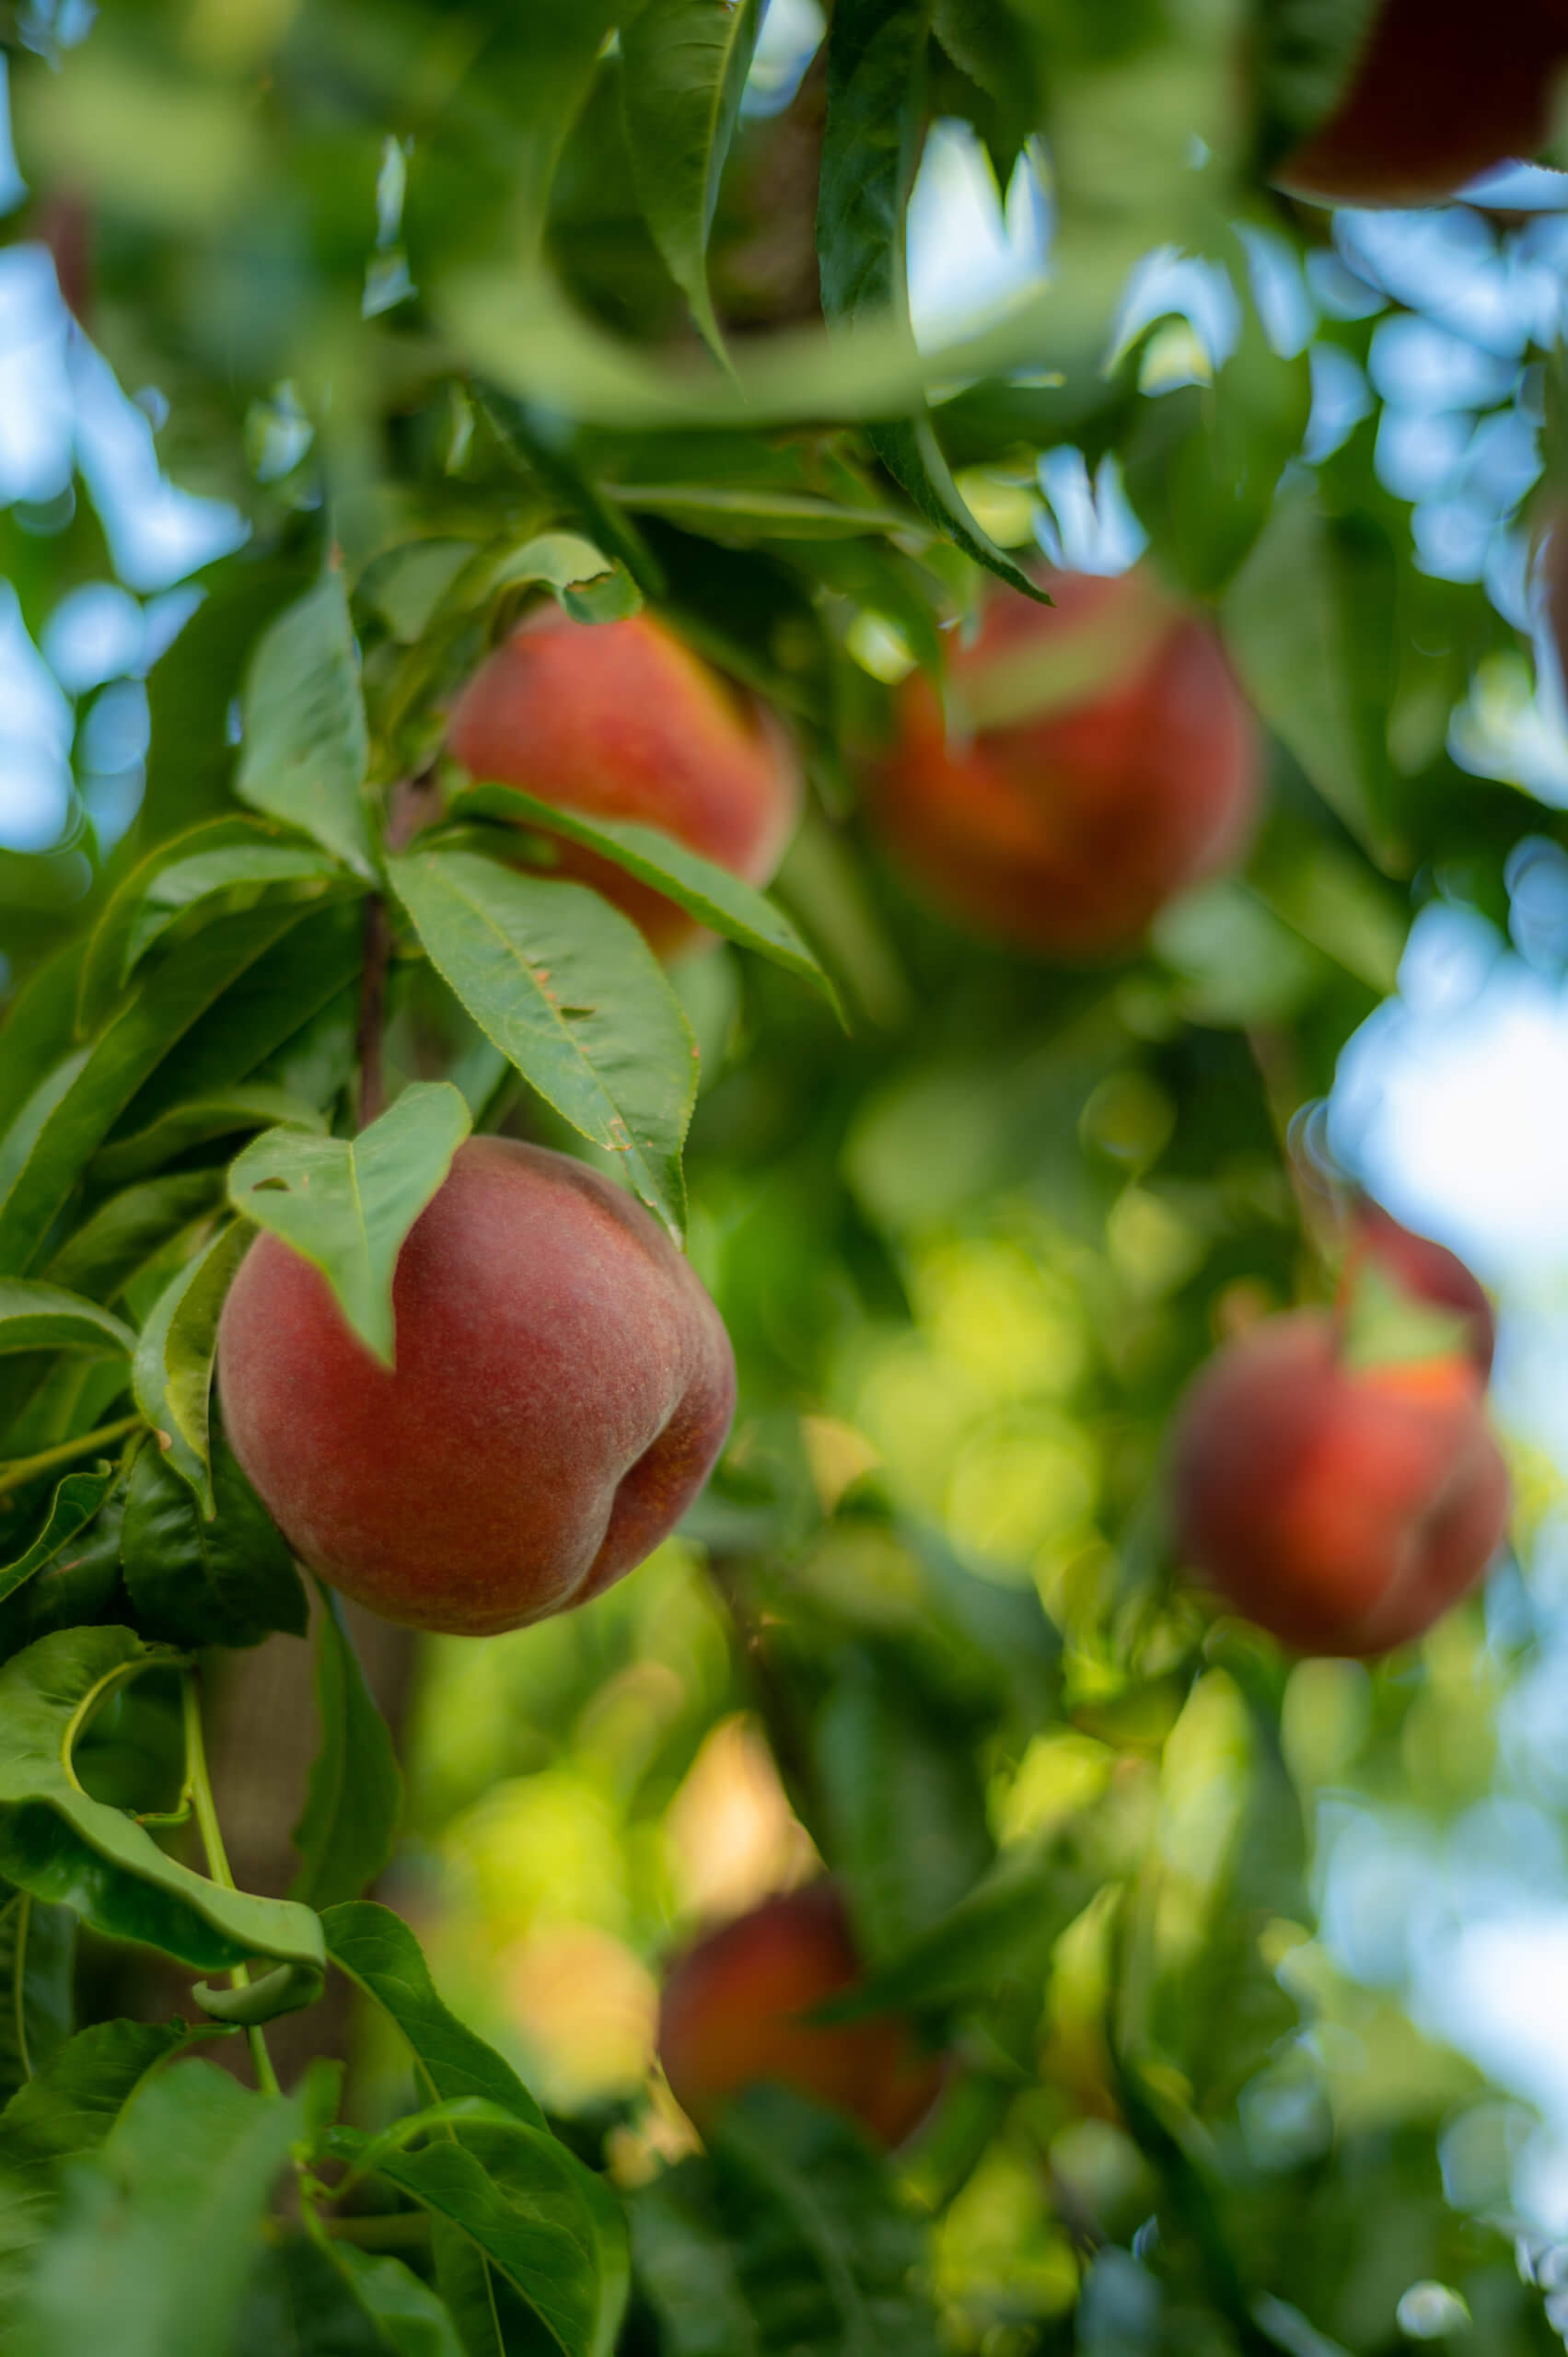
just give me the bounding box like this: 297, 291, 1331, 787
388, 850, 694, 1238
236, 574, 377, 880
444, 784, 840, 1014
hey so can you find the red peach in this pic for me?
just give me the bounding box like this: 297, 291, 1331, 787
447, 609, 800, 959
216, 1137, 736, 1635
658, 1883, 944, 2149
1169, 1310, 1510, 1656
1276, 0, 1568, 208
872, 569, 1260, 958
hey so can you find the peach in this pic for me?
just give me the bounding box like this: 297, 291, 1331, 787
658, 1883, 943, 2149
1342, 1201, 1495, 1379
872, 569, 1260, 958
1276, 0, 1568, 208
1169, 1310, 1509, 1657
216, 1137, 736, 1635
446, 609, 801, 959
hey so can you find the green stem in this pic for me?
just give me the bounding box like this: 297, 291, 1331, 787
181, 1669, 282, 2099
0, 1413, 145, 1496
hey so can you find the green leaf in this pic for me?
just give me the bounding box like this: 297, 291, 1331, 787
0, 1470, 119, 1611
0, 2017, 195, 2341
0, 945, 84, 1148
289, 1588, 402, 1910
109, 903, 366, 1138
320, 1902, 544, 2129
360, 538, 479, 644
236, 2234, 465, 2357
0, 2015, 192, 2165
43, 1172, 226, 1305
226, 1081, 472, 1368
121, 840, 354, 983
621, 0, 764, 367
388, 851, 695, 1239
1221, 493, 1402, 868
0, 1280, 134, 1360
89, 1084, 328, 1191
19, 2057, 329, 2357
131, 1223, 250, 1513
0, 1625, 327, 1976
627, 2175, 763, 2357
818, 1831, 1098, 2021
813, 1648, 994, 1963
374, 530, 640, 761
817, 0, 1046, 601
446, 785, 840, 1015
121, 1433, 307, 1650
1121, 245, 1311, 598
629, 2086, 941, 2357
609, 482, 914, 540
331, 2244, 466, 2357
0, 902, 318, 1280
474, 529, 643, 626
0, 1888, 74, 2102
866, 414, 1051, 603
0, 1490, 127, 1667
236, 573, 377, 880
331, 2099, 628, 2357
75, 818, 306, 1038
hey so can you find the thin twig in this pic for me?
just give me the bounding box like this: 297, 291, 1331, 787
355, 894, 390, 1132
356, 772, 442, 1132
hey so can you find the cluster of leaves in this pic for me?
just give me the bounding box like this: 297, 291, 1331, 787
0, 0, 1563, 2351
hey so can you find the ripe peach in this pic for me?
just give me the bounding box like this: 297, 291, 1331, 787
446, 609, 801, 959
871, 569, 1260, 958
1276, 0, 1568, 208
216, 1137, 735, 1635
1169, 1310, 1509, 1657
1342, 1201, 1495, 1379
658, 1883, 943, 2149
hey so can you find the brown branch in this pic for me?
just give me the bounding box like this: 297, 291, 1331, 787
355, 894, 390, 1132
704, 1550, 820, 1825
38, 192, 91, 327
356, 773, 443, 1132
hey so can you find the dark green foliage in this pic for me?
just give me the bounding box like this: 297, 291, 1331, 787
0, 0, 1556, 2351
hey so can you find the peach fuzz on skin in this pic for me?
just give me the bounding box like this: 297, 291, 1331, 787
447, 608, 800, 959
216, 1136, 736, 1636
